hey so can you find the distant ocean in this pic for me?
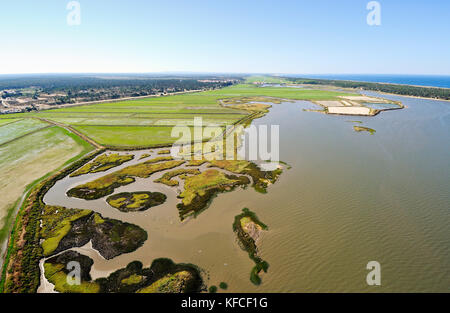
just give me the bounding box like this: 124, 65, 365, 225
290, 74, 450, 89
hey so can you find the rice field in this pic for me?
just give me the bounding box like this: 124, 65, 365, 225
0, 126, 93, 244
0, 119, 19, 127
0, 119, 49, 146
4, 84, 356, 147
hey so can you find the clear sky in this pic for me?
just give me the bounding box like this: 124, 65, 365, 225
1, 0, 449, 75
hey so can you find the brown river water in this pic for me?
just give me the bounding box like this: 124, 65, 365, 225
39, 92, 450, 292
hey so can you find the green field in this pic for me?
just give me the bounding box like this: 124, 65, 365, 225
4, 84, 356, 147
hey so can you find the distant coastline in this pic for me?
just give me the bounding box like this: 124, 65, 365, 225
283, 75, 450, 101
286, 74, 450, 89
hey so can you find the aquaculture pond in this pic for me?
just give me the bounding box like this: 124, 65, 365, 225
40, 92, 450, 292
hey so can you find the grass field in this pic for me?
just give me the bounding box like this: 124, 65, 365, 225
3, 84, 356, 148
0, 126, 93, 245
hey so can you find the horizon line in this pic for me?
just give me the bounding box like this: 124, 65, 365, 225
1, 72, 450, 77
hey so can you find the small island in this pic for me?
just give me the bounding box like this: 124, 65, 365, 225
233, 208, 269, 285
353, 126, 376, 135
106, 191, 167, 212
69, 153, 134, 177
40, 205, 147, 259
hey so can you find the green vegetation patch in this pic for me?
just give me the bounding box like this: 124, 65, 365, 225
353, 126, 376, 135
40, 205, 92, 256
121, 274, 144, 285
44, 250, 100, 293
70, 153, 134, 177
40, 205, 147, 259
157, 149, 171, 155
208, 160, 283, 193
106, 191, 166, 212
139, 153, 152, 160
71, 125, 217, 147
154, 168, 201, 187
233, 208, 269, 285
67, 157, 184, 200
186, 159, 208, 166
137, 270, 193, 293
44, 251, 203, 294
98, 258, 203, 293
177, 169, 250, 220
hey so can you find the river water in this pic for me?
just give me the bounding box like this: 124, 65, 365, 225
40, 92, 450, 292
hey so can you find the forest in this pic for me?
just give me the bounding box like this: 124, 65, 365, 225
286, 77, 450, 100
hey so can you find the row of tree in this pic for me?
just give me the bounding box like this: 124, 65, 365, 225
286, 78, 450, 100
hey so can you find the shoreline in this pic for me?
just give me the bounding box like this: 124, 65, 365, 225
302, 84, 450, 103
280, 80, 450, 102
295, 77, 450, 90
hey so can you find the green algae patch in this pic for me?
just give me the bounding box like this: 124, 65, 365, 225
70, 153, 134, 177
67, 157, 184, 200
250, 261, 269, 285
353, 126, 376, 135
154, 168, 201, 187
106, 191, 166, 212
93, 213, 105, 224
40, 205, 147, 259
233, 208, 269, 285
177, 169, 250, 220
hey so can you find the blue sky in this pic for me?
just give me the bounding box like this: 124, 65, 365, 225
1, 0, 449, 74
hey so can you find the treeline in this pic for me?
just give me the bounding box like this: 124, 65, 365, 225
0, 74, 241, 91
0, 74, 242, 105
286, 77, 450, 100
